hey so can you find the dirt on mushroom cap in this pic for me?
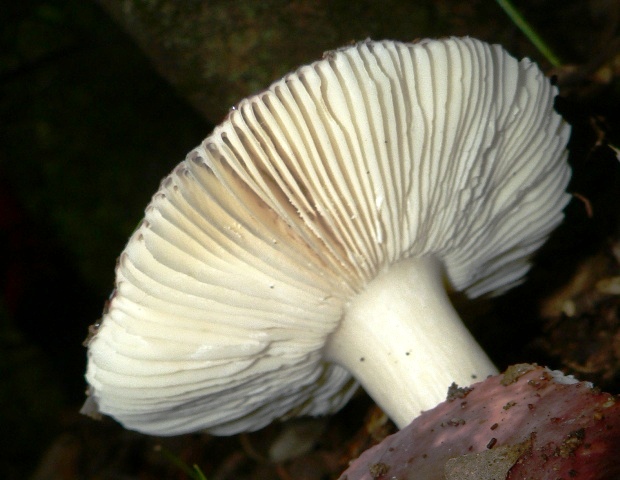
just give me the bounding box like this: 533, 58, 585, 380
339, 365, 620, 480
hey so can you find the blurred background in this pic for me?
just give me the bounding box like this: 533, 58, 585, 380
1, 0, 619, 478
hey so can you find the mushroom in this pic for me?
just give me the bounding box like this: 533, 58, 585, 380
339, 364, 620, 480
83, 37, 571, 436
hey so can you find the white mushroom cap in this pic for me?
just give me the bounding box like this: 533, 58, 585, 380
83, 37, 571, 436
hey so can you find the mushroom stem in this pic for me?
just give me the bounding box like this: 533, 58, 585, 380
324, 256, 498, 428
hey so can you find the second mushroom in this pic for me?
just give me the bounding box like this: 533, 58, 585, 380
83, 37, 572, 436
